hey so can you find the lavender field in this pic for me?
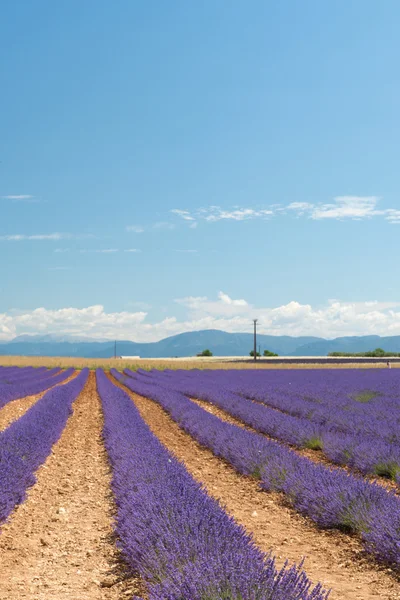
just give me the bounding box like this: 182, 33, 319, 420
1, 364, 399, 599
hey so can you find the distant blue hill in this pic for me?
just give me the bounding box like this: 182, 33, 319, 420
1, 329, 400, 358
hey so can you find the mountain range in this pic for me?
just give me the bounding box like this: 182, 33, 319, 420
0, 330, 400, 358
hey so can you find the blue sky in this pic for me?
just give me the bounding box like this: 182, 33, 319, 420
1, 1, 400, 341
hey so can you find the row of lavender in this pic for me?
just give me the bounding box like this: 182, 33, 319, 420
98, 370, 328, 600
140, 368, 400, 483
114, 368, 400, 568
203, 369, 400, 442
0, 369, 88, 524
0, 366, 52, 384
0, 366, 75, 409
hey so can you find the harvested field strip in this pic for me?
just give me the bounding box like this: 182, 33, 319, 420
0, 372, 146, 600
0, 370, 79, 433
110, 374, 400, 600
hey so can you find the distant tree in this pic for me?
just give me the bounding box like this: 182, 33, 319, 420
328, 347, 400, 358
263, 349, 278, 357
372, 347, 385, 357
249, 350, 261, 357
198, 349, 213, 357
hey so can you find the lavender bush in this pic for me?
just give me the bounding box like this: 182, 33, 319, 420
113, 369, 400, 568
0, 366, 48, 383
131, 369, 400, 483
0, 369, 88, 524
98, 369, 329, 600
0, 367, 75, 409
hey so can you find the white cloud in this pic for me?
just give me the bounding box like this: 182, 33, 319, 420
0, 233, 95, 242
172, 207, 274, 223
286, 202, 314, 216
385, 209, 400, 224
170, 197, 400, 225
170, 209, 196, 221
79, 248, 120, 254
205, 208, 274, 222
54, 248, 70, 253
218, 291, 248, 306
310, 196, 381, 220
175, 292, 251, 318
174, 249, 198, 253
126, 225, 144, 233
0, 233, 69, 241
2, 295, 400, 342
125, 248, 142, 253
1, 195, 37, 202
153, 222, 175, 230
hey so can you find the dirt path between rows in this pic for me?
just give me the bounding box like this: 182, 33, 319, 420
111, 375, 400, 600
0, 372, 146, 600
0, 371, 78, 433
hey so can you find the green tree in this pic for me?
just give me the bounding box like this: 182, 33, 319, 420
373, 347, 385, 357
263, 349, 278, 357
249, 350, 261, 357
198, 349, 213, 357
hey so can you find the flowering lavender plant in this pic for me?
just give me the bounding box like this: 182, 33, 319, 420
0, 369, 88, 524
0, 367, 75, 409
113, 368, 400, 568
98, 369, 329, 600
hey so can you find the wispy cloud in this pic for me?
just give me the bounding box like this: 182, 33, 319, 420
286, 202, 314, 216
0, 233, 95, 242
153, 221, 175, 230
174, 249, 198, 253
79, 248, 119, 254
171, 206, 274, 224
126, 225, 144, 233
205, 208, 274, 222
171, 196, 400, 226
385, 209, 400, 224
58, 247, 141, 254
0, 233, 69, 241
170, 209, 196, 221
1, 194, 38, 203
309, 196, 381, 220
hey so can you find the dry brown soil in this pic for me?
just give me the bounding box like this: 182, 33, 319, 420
0, 371, 78, 433
0, 372, 146, 600
110, 375, 400, 600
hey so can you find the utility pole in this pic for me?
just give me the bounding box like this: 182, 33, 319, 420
253, 319, 258, 362
114, 340, 117, 359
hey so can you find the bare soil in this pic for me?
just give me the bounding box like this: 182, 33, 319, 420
0, 372, 146, 600
110, 375, 400, 600
0, 371, 78, 433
